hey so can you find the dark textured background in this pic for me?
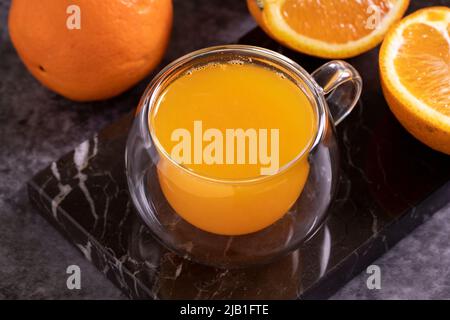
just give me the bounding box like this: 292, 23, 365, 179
0, 0, 449, 299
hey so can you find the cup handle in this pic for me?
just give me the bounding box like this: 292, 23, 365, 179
312, 61, 363, 126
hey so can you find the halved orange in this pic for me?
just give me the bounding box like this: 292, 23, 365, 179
380, 7, 450, 155
247, 0, 410, 58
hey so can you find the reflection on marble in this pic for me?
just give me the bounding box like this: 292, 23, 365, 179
27, 2, 450, 298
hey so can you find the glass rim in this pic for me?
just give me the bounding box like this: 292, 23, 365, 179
138, 45, 328, 184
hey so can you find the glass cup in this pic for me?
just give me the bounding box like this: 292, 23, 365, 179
126, 45, 362, 268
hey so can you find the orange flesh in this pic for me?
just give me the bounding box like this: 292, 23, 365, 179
281, 0, 393, 43
394, 22, 450, 115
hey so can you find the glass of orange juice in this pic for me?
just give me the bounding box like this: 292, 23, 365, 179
126, 45, 361, 268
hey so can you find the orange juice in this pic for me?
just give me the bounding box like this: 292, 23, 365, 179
150, 62, 317, 235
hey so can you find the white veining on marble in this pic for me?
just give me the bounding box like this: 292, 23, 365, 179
341, 102, 373, 184
99, 173, 117, 239
114, 254, 129, 289
223, 237, 233, 256
50, 162, 72, 219
76, 240, 92, 262
74, 136, 99, 224
209, 270, 231, 300
369, 208, 378, 235
179, 241, 193, 259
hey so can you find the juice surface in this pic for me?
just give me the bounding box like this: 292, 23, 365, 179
151, 62, 316, 180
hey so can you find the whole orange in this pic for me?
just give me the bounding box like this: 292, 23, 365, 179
8, 0, 173, 101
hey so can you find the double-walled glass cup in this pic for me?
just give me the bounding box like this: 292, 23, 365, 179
126, 45, 362, 268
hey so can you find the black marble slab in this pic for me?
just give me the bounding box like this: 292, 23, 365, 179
27, 5, 450, 299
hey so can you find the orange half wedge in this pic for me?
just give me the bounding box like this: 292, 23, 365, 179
380, 7, 450, 154
248, 0, 410, 58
